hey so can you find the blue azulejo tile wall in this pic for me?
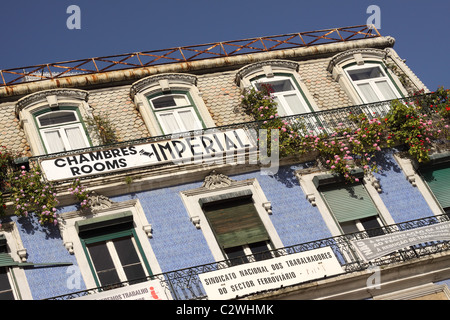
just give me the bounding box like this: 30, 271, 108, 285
11, 214, 83, 300
111, 164, 333, 274
373, 149, 435, 222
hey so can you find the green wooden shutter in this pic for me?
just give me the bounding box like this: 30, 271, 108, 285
202, 196, 270, 249
420, 164, 450, 210
320, 183, 379, 223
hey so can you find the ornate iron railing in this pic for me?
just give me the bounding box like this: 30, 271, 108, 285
45, 213, 450, 300
0, 25, 380, 87
25, 94, 434, 184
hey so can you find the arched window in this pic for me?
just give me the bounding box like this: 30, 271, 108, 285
327, 48, 407, 105
148, 92, 203, 134
131, 73, 215, 136
35, 109, 90, 153
252, 75, 311, 116
236, 60, 316, 116
344, 63, 400, 103
16, 89, 93, 156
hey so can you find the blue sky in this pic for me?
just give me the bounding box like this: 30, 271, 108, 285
0, 0, 448, 90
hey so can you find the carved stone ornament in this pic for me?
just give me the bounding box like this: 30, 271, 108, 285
87, 191, 114, 211
15, 88, 89, 115
202, 170, 235, 190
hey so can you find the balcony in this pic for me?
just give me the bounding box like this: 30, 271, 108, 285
45, 213, 450, 300
17, 93, 444, 187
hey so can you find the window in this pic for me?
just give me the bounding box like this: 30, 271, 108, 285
181, 173, 282, 264
317, 179, 385, 237
345, 64, 400, 103
418, 162, 450, 215
201, 195, 273, 265
130, 73, 215, 136
0, 243, 15, 300
77, 211, 153, 287
253, 76, 311, 116
35, 109, 90, 154
148, 92, 204, 134
15, 89, 93, 156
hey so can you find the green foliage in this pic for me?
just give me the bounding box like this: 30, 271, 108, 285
87, 112, 119, 145
9, 166, 59, 225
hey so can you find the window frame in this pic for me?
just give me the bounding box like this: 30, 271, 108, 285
343, 62, 402, 103
251, 74, 314, 116
318, 181, 386, 236
394, 153, 450, 218
15, 89, 95, 156
0, 223, 33, 300
147, 91, 205, 134
33, 107, 91, 154
79, 221, 152, 288
200, 193, 274, 264
296, 169, 395, 237
130, 73, 215, 136
181, 176, 283, 263
57, 199, 162, 290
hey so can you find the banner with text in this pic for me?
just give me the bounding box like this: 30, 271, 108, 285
198, 247, 343, 300
74, 279, 171, 300
351, 221, 450, 261
40, 129, 255, 181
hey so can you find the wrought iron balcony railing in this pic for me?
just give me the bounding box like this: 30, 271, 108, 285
45, 213, 450, 300
23, 94, 435, 180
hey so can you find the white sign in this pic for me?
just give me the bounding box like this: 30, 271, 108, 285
199, 247, 343, 300
74, 279, 171, 300
352, 221, 450, 261
41, 129, 255, 181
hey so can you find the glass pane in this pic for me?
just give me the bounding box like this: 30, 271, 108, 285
257, 79, 294, 93
357, 83, 379, 103
348, 67, 383, 81
0, 268, 13, 293
360, 217, 384, 238
273, 96, 288, 117
159, 113, 181, 133
224, 246, 249, 266
87, 242, 120, 286
284, 93, 307, 114
38, 111, 77, 127
65, 127, 88, 150
179, 110, 200, 131
375, 80, 397, 100
248, 241, 270, 262
340, 221, 360, 235
113, 237, 146, 283
44, 130, 66, 153
152, 95, 188, 109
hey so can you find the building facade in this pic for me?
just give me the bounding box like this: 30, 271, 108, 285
0, 25, 449, 300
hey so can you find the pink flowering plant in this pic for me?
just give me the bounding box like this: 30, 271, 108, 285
68, 178, 90, 208
0, 148, 92, 225
9, 166, 59, 225
241, 86, 450, 182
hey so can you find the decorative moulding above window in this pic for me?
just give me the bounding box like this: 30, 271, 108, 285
202, 170, 236, 190
130, 73, 198, 99
235, 59, 299, 86
15, 88, 89, 115
326, 47, 391, 73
